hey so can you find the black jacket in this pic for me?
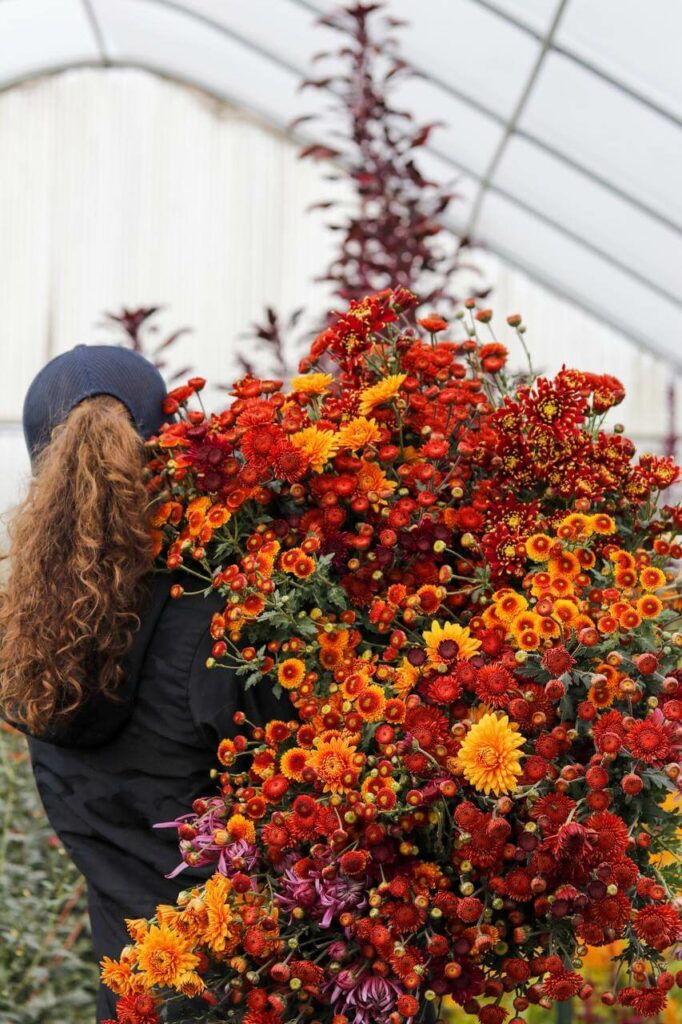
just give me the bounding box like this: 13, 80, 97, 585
25, 572, 291, 1022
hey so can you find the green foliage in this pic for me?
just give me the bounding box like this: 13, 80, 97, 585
0, 725, 98, 1023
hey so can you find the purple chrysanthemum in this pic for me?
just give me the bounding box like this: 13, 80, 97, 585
325, 970, 406, 1024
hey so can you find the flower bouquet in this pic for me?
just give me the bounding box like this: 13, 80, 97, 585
103, 289, 682, 1024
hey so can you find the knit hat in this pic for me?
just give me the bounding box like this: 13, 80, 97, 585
22, 344, 167, 464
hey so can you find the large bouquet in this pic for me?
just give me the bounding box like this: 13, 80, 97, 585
103, 290, 682, 1024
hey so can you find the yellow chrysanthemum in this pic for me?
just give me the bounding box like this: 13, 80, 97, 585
422, 621, 482, 670
337, 415, 381, 451
358, 374, 406, 416
290, 372, 334, 395
456, 713, 525, 796
291, 426, 339, 472
135, 923, 201, 990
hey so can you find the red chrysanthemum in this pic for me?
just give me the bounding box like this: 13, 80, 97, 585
111, 995, 160, 1024
503, 868, 534, 902
542, 968, 583, 1001
584, 811, 629, 862
290, 960, 324, 993
607, 857, 639, 890
241, 424, 287, 468
540, 645, 576, 676
592, 710, 627, 752
422, 672, 463, 705
618, 986, 668, 1017
384, 900, 426, 935
475, 663, 514, 708
625, 718, 672, 766
633, 904, 682, 950
404, 705, 450, 751
530, 793, 576, 829
478, 1005, 508, 1024
588, 892, 631, 933
272, 442, 310, 482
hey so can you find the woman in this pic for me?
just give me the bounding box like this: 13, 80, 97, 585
0, 345, 290, 1021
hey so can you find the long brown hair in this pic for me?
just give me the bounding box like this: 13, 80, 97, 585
0, 395, 155, 735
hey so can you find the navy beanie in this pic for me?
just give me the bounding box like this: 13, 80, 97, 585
22, 344, 168, 464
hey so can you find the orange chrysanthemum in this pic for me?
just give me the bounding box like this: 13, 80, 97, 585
100, 955, 140, 997
394, 657, 420, 697
494, 591, 528, 623
226, 813, 256, 844
280, 548, 316, 578
590, 513, 616, 534
557, 513, 593, 540
525, 533, 553, 561
337, 415, 381, 451
639, 566, 666, 591
306, 734, 360, 793
356, 684, 387, 722
280, 747, 309, 781
551, 599, 581, 628
278, 658, 306, 690
356, 460, 397, 500
135, 924, 201, 991
548, 551, 581, 579
636, 594, 663, 620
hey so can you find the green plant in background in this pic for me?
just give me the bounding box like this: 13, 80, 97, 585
0, 724, 97, 1022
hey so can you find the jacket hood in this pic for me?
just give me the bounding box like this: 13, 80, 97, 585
11, 573, 175, 748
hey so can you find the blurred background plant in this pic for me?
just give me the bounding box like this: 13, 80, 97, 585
225, 0, 485, 378
0, 723, 98, 1021
105, 3, 484, 382
102, 305, 194, 382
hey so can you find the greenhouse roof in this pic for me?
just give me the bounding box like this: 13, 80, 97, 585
1, 0, 681, 367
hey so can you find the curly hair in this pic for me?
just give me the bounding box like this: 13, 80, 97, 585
0, 394, 155, 735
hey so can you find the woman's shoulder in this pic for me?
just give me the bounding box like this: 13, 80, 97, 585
141, 571, 225, 668
151, 572, 225, 623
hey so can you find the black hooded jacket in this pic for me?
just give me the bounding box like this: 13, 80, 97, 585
25, 572, 292, 1022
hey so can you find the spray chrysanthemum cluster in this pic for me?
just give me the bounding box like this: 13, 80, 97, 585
103, 289, 682, 1024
